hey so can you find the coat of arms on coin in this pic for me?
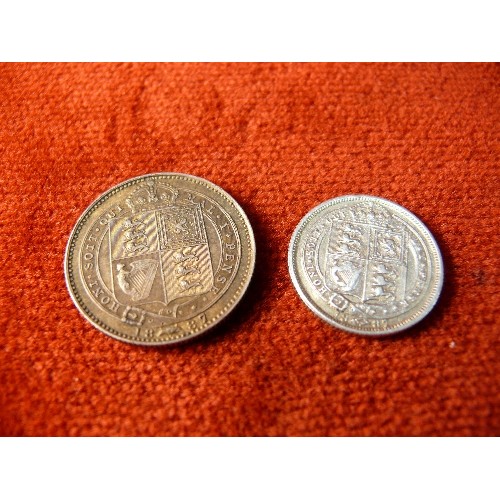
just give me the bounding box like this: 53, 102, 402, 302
288, 195, 443, 335
65, 173, 256, 345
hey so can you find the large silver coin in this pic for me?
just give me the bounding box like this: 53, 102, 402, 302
288, 195, 443, 335
65, 173, 256, 345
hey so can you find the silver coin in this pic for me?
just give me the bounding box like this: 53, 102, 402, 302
64, 173, 256, 345
288, 195, 444, 335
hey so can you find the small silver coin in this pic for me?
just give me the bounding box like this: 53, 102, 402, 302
65, 173, 256, 345
288, 195, 444, 335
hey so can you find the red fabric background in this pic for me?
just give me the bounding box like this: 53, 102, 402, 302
0, 63, 498, 436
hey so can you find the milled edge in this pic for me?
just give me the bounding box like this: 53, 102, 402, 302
64, 172, 256, 346
288, 194, 444, 336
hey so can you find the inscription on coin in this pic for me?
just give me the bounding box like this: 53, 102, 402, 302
65, 173, 255, 345
288, 195, 443, 335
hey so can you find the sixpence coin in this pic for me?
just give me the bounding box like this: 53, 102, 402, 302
288, 195, 443, 335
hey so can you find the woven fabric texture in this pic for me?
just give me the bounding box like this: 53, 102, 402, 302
0, 63, 498, 436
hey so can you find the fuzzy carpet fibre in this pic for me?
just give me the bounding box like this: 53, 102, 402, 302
0, 63, 498, 436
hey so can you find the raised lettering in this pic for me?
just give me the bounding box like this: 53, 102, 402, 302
221, 263, 233, 273
107, 301, 120, 313
92, 287, 104, 299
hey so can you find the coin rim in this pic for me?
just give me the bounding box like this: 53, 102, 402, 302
288, 194, 444, 336
64, 172, 256, 345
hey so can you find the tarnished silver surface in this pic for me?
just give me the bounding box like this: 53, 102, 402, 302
65, 173, 256, 345
288, 195, 443, 335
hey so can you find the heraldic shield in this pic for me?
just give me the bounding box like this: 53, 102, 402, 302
109, 203, 214, 307
325, 221, 407, 305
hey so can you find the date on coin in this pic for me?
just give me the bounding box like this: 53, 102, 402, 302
288, 195, 443, 335
65, 173, 256, 345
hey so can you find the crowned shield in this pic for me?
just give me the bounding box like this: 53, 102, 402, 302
325, 221, 407, 305
109, 203, 214, 306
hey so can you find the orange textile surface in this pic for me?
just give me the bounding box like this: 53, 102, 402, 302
0, 63, 498, 436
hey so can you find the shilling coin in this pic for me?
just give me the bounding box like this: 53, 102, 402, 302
288, 195, 443, 335
65, 173, 256, 345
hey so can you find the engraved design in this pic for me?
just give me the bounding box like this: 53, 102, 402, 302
121, 305, 145, 326
327, 222, 366, 295
156, 205, 207, 250
109, 181, 214, 308
161, 244, 213, 301
116, 259, 158, 301
324, 204, 408, 314
156, 325, 184, 338
369, 263, 397, 300
122, 217, 149, 255
125, 180, 179, 213
374, 232, 402, 260
110, 211, 158, 260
